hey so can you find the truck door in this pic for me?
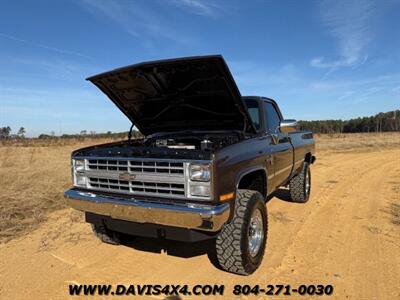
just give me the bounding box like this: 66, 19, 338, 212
263, 101, 293, 188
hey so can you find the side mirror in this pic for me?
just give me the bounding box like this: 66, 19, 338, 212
280, 119, 297, 133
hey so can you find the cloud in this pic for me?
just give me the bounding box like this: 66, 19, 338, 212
309, 74, 400, 91
80, 0, 196, 45
309, 73, 400, 104
229, 59, 399, 119
169, 0, 225, 17
0, 55, 101, 86
338, 91, 355, 100
230, 61, 304, 95
0, 32, 92, 59
310, 0, 380, 72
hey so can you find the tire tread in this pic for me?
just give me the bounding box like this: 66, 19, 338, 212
289, 162, 310, 203
216, 189, 267, 275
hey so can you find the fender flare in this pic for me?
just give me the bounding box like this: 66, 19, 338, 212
225, 166, 268, 222
235, 165, 269, 191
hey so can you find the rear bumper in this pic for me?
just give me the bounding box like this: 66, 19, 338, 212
64, 189, 230, 232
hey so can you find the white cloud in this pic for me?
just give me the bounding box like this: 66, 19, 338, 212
81, 0, 196, 45
311, 0, 381, 72
338, 91, 355, 100
0, 32, 92, 59
309, 74, 400, 91
169, 0, 225, 17
229, 59, 400, 118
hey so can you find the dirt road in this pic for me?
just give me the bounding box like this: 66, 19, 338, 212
1, 149, 399, 299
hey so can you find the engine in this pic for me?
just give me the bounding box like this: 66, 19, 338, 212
145, 132, 242, 151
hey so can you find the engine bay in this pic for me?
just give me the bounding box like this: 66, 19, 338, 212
144, 131, 242, 151
72, 131, 244, 160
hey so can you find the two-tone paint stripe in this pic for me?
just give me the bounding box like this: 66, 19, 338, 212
267, 159, 304, 179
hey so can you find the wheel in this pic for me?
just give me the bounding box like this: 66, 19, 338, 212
216, 189, 268, 275
289, 161, 311, 203
91, 224, 121, 245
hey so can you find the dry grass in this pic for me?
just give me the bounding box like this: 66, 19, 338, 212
0, 137, 120, 147
389, 203, 400, 226
316, 132, 400, 152
1, 133, 399, 244
0, 139, 114, 243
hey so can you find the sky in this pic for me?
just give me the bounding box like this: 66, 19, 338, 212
0, 0, 399, 137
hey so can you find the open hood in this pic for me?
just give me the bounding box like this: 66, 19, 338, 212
87, 55, 255, 135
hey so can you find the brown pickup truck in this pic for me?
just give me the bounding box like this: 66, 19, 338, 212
64, 55, 315, 275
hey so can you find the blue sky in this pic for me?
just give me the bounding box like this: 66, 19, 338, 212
1, 0, 399, 137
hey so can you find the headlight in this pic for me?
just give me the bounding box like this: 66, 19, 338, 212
74, 174, 87, 186
189, 184, 210, 197
74, 159, 85, 172
189, 163, 210, 182
72, 159, 86, 187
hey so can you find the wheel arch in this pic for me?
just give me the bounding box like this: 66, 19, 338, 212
236, 167, 268, 199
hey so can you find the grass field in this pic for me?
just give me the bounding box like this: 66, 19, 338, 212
0, 139, 114, 243
0, 132, 399, 244
315, 132, 400, 152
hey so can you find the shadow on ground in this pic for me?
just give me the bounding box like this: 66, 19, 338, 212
121, 235, 222, 270
118, 188, 303, 271
269, 188, 294, 203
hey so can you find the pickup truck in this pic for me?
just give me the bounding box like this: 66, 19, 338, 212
64, 55, 315, 275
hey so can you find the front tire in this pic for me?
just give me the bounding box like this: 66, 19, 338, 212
289, 162, 311, 203
216, 189, 268, 275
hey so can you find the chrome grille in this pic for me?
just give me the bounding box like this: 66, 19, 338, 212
88, 159, 128, 172
88, 159, 184, 175
88, 177, 130, 191
84, 158, 187, 199
88, 177, 185, 196
129, 161, 184, 174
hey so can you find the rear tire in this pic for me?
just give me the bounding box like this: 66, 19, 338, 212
91, 224, 121, 245
216, 189, 268, 275
289, 162, 311, 203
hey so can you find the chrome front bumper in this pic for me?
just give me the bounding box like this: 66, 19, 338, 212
64, 189, 230, 232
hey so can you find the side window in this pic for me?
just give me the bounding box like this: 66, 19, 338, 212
244, 99, 261, 130
264, 102, 281, 132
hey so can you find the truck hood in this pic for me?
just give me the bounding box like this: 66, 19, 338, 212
87, 55, 255, 135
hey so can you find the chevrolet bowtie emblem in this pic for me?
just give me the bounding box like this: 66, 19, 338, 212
119, 172, 136, 181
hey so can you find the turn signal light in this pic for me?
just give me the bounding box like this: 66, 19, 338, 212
219, 192, 234, 202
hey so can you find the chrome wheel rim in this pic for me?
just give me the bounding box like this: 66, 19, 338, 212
305, 169, 311, 195
248, 208, 264, 257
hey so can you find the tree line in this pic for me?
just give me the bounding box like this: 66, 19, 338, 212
0, 127, 142, 140
37, 130, 142, 139
0, 126, 26, 139
1, 109, 399, 139
298, 110, 400, 134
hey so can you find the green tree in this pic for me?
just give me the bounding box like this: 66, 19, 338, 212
17, 127, 26, 138
0, 126, 11, 138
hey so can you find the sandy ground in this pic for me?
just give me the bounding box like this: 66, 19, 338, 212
1, 149, 399, 299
